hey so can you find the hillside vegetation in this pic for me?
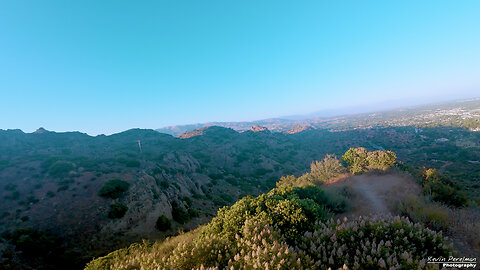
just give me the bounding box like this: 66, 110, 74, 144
86, 148, 480, 269
1, 124, 479, 269
86, 176, 452, 269
157, 98, 480, 135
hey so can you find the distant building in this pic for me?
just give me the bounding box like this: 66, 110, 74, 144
435, 138, 449, 142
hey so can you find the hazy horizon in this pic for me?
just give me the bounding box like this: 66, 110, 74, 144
1, 1, 479, 135
3, 95, 478, 136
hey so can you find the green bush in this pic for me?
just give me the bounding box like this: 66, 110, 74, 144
202, 185, 335, 242
181, 196, 193, 207
5, 227, 77, 269
306, 154, 346, 182
171, 202, 190, 224
10, 228, 56, 256
424, 181, 468, 207
188, 208, 200, 218
158, 180, 169, 189
421, 168, 468, 207
98, 179, 130, 199
155, 215, 172, 231
57, 185, 68, 192
87, 197, 451, 270
108, 203, 128, 219
397, 196, 450, 231
342, 147, 396, 174
219, 193, 234, 203
212, 196, 227, 207
277, 154, 347, 187
48, 160, 75, 177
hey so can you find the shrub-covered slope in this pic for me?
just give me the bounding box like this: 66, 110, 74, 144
0, 126, 478, 269
86, 184, 451, 270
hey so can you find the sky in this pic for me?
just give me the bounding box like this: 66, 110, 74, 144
1, 1, 479, 135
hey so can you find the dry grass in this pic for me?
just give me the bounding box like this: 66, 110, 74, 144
444, 207, 480, 256
397, 196, 480, 257
325, 172, 480, 258
85, 226, 204, 270
326, 173, 421, 216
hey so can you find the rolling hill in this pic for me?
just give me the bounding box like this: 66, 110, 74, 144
0, 101, 479, 269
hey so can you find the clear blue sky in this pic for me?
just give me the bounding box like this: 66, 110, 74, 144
1, 1, 479, 135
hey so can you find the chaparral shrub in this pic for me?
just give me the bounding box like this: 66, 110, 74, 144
155, 215, 172, 231
107, 203, 128, 219
86, 176, 451, 270
98, 179, 130, 199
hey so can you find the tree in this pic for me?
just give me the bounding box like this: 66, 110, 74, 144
366, 150, 397, 171
98, 179, 130, 199
48, 161, 75, 177
342, 147, 368, 174
422, 168, 468, 207
342, 147, 397, 174
277, 155, 346, 188
108, 203, 128, 219
307, 154, 346, 183
276, 175, 300, 187
422, 168, 440, 182
155, 215, 172, 231
171, 202, 190, 224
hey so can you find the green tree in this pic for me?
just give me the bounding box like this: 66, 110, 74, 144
108, 203, 128, 219
171, 202, 190, 224
423, 168, 440, 182
305, 154, 346, 183
155, 215, 172, 231
422, 168, 468, 207
342, 147, 368, 174
98, 179, 130, 199
202, 185, 337, 243
48, 161, 75, 177
366, 150, 397, 171
277, 154, 346, 187
342, 147, 397, 174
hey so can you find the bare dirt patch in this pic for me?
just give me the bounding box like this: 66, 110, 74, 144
326, 173, 480, 257
326, 173, 421, 217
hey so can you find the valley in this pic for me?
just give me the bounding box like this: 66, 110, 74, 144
0, 102, 479, 269
157, 99, 480, 135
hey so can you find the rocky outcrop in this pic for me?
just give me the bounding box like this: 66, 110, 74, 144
178, 127, 210, 139
249, 125, 268, 132
286, 125, 314, 134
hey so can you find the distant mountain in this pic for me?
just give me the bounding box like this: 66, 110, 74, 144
0, 126, 351, 269
1, 97, 479, 269
157, 98, 480, 136
156, 118, 295, 136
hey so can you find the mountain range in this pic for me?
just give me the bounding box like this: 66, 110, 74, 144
156, 98, 480, 136
0, 98, 479, 269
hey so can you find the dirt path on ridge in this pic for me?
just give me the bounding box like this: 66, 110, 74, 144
325, 173, 422, 217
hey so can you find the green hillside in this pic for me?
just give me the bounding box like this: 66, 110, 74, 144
86, 181, 451, 270
0, 126, 478, 269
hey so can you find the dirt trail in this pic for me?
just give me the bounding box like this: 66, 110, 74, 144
326, 173, 421, 216
354, 178, 389, 214
327, 173, 480, 258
